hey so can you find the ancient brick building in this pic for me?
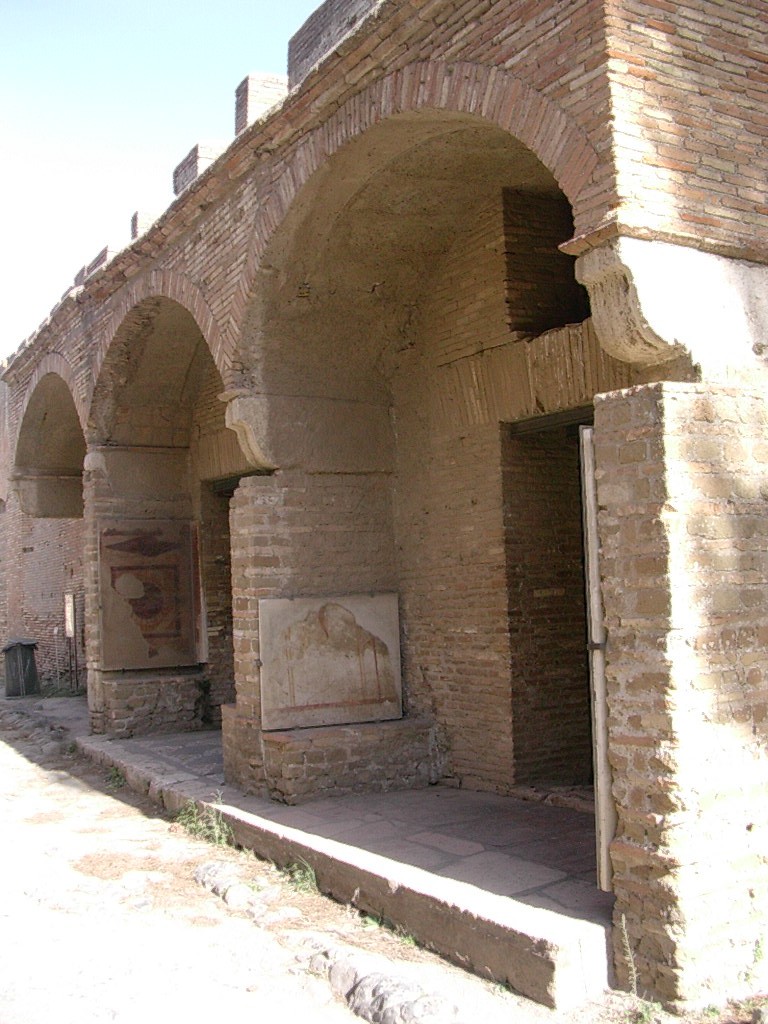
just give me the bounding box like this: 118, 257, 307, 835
2, 0, 768, 1011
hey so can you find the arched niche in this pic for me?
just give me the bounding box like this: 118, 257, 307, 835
86, 295, 255, 732
250, 110, 588, 404
14, 372, 86, 518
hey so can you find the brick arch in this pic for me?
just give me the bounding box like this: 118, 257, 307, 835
228, 58, 600, 340
94, 269, 233, 395
14, 353, 87, 465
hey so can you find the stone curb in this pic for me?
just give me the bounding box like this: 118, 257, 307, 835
307, 943, 467, 1023
193, 859, 468, 1023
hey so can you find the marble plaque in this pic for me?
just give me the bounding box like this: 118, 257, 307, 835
259, 594, 402, 730
99, 520, 200, 670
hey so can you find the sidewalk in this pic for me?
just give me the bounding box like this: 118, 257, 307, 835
3, 695, 614, 1011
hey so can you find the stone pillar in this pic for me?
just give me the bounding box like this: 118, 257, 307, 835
596, 381, 768, 1009
81, 444, 201, 736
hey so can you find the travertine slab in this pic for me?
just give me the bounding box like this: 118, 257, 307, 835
259, 594, 402, 730
99, 520, 200, 671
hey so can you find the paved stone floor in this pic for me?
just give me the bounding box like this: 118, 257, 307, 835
253, 788, 609, 924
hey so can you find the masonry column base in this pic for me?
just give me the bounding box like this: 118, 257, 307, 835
222, 702, 269, 796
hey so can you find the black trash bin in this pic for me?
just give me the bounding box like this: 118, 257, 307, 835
3, 639, 40, 698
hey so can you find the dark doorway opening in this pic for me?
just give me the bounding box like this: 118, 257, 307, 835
503, 410, 593, 788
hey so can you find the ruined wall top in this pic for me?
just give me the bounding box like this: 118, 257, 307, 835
288, 0, 380, 88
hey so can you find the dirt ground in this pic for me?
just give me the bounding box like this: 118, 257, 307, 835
0, 711, 764, 1024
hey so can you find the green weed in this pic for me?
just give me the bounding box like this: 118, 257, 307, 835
283, 858, 318, 894
620, 913, 639, 999
106, 766, 126, 790
176, 796, 233, 846
394, 925, 417, 947
358, 910, 418, 948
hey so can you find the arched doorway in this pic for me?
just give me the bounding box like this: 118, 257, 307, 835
11, 370, 87, 688
232, 106, 630, 817
86, 296, 253, 735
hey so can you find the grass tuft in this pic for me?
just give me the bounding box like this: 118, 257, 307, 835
175, 796, 233, 846
283, 857, 318, 894
106, 766, 126, 791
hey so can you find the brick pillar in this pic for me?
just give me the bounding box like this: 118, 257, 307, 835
3, 490, 25, 641
81, 444, 198, 735
234, 74, 287, 134
221, 474, 276, 795
596, 382, 768, 1010
222, 467, 397, 796
82, 457, 105, 732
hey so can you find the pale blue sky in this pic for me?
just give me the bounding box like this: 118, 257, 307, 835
0, 0, 319, 356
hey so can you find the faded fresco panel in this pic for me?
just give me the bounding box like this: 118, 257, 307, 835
260, 594, 402, 730
99, 520, 200, 670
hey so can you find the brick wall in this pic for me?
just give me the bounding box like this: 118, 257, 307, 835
596, 382, 768, 1008
21, 515, 85, 689
190, 359, 253, 481
604, 0, 768, 258
393, 201, 514, 791
0, 487, 85, 692
392, 194, 624, 793
0, 384, 9, 678
0, 505, 6, 684
503, 426, 592, 786
3, 0, 616, 425
262, 718, 435, 803
279, 0, 614, 236
3, 1, 767, 1002
503, 189, 590, 335
198, 482, 235, 724
190, 360, 246, 724
4, 0, 764, 436
288, 0, 377, 87
80, 299, 251, 734
224, 467, 398, 793
82, 453, 203, 735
